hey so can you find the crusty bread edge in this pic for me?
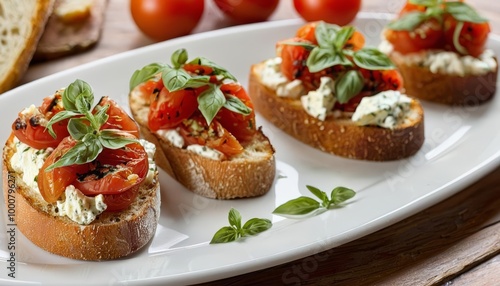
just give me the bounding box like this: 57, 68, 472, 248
389, 52, 498, 105
248, 62, 425, 161
3, 133, 161, 261
0, 0, 55, 93
128, 88, 276, 200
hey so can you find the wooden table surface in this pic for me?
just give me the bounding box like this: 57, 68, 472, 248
20, 0, 500, 285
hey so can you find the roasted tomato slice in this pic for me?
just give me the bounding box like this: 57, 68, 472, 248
38, 137, 88, 203
178, 113, 244, 157
73, 141, 148, 196
12, 93, 70, 150
384, 18, 444, 54
295, 22, 365, 51
215, 83, 256, 144
443, 14, 490, 57
359, 69, 404, 93
102, 187, 141, 212
97, 96, 140, 138
148, 86, 199, 131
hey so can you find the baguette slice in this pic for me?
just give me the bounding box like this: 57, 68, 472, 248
389, 52, 498, 105
248, 62, 425, 161
129, 87, 276, 200
0, 0, 55, 93
3, 133, 161, 261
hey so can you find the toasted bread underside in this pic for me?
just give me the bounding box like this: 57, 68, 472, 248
390, 53, 498, 105
248, 62, 425, 161
0, 0, 55, 93
129, 88, 276, 199
3, 134, 161, 261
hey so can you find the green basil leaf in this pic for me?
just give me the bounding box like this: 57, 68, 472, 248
272, 196, 321, 216
197, 84, 226, 125
63, 79, 93, 112
330, 187, 356, 206
444, 2, 488, 23
353, 48, 395, 70
335, 70, 364, 104
188, 57, 238, 81
45, 110, 80, 138
171, 48, 188, 69
45, 139, 102, 171
210, 226, 239, 244
93, 103, 110, 129
241, 218, 272, 236
129, 63, 164, 91
307, 47, 352, 73
315, 21, 340, 47
334, 26, 355, 50
228, 208, 242, 230
306, 185, 329, 206
75, 89, 93, 114
67, 118, 92, 140
162, 67, 192, 92
99, 130, 137, 149
223, 94, 252, 116
386, 11, 428, 31
183, 75, 211, 89
409, 0, 438, 7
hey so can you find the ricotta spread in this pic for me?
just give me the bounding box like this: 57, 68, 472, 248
56, 185, 107, 225
300, 77, 336, 121
261, 57, 304, 98
139, 139, 157, 184
11, 139, 52, 191
379, 40, 497, 76
351, 90, 412, 129
156, 129, 224, 160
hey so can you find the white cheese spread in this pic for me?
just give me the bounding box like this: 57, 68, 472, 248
56, 185, 107, 225
261, 57, 304, 98
139, 139, 157, 184
156, 129, 224, 160
156, 129, 184, 148
300, 77, 336, 121
379, 40, 497, 76
351, 90, 412, 129
10, 139, 52, 191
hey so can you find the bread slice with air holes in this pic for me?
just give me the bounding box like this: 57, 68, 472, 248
3, 133, 161, 261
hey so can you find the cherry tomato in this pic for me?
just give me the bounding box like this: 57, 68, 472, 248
97, 96, 140, 138
102, 187, 141, 212
293, 0, 361, 26
359, 69, 404, 93
398, 2, 426, 16
443, 14, 490, 57
147, 86, 199, 131
215, 83, 256, 144
12, 94, 70, 150
213, 0, 279, 24
384, 18, 444, 54
130, 0, 204, 41
73, 141, 148, 196
178, 113, 244, 157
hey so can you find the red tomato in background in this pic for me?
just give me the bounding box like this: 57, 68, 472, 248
293, 0, 361, 26
130, 0, 204, 41
213, 0, 280, 24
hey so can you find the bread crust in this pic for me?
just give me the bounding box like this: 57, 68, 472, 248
248, 62, 425, 161
129, 86, 276, 200
389, 52, 498, 105
3, 133, 161, 261
0, 0, 55, 93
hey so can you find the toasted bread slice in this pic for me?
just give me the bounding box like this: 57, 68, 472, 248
3, 133, 161, 261
129, 86, 276, 200
0, 0, 55, 93
388, 52, 498, 105
248, 62, 425, 161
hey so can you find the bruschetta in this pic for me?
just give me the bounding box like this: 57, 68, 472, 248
3, 79, 160, 260
248, 21, 425, 161
129, 48, 275, 199
381, 0, 498, 105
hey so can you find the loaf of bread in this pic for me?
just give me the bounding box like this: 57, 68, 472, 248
0, 0, 55, 93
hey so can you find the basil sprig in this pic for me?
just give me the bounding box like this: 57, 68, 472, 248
210, 208, 273, 244
286, 22, 394, 104
273, 185, 356, 218
210, 208, 272, 244
44, 79, 137, 171
129, 48, 250, 125
386, 0, 487, 31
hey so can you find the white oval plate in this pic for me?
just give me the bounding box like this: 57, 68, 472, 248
1, 13, 500, 285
